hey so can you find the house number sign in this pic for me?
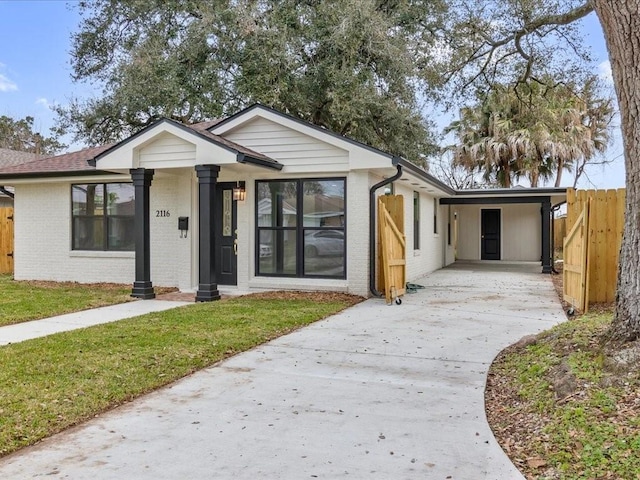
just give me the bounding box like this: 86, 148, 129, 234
156, 210, 170, 217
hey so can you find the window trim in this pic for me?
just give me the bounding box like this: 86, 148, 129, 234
71, 182, 135, 252
255, 177, 347, 279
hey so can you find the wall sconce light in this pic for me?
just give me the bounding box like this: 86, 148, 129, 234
233, 181, 246, 201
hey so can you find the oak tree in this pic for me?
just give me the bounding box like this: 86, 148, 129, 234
58, 0, 445, 164
0, 115, 65, 155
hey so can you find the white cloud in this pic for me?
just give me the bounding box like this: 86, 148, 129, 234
36, 97, 53, 109
0, 73, 17, 92
598, 60, 613, 85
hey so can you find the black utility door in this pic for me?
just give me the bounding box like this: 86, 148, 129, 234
481, 209, 501, 260
215, 183, 238, 285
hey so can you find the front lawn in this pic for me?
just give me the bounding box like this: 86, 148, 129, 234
0, 275, 135, 327
0, 291, 362, 457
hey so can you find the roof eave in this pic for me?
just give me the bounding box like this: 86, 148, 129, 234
0, 170, 117, 181
393, 157, 457, 196
237, 153, 283, 171
454, 187, 567, 196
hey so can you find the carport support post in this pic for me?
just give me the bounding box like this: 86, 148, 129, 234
131, 168, 156, 299
195, 165, 221, 302
541, 198, 552, 273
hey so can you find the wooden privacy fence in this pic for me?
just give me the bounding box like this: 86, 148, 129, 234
0, 207, 14, 274
564, 188, 625, 309
553, 216, 566, 251
378, 195, 406, 304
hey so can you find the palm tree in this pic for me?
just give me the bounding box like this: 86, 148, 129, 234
446, 77, 614, 188
446, 95, 522, 188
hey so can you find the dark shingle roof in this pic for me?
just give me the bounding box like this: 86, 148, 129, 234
0, 148, 44, 168
190, 119, 223, 131
0, 145, 113, 177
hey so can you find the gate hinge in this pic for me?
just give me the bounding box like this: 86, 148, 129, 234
7, 252, 14, 257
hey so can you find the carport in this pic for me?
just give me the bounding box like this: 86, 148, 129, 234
441, 188, 567, 273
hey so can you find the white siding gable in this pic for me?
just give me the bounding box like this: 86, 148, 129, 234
223, 117, 349, 173
139, 132, 196, 168
96, 121, 238, 170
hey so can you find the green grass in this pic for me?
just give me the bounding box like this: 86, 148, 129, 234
0, 294, 359, 457
0, 275, 134, 327
491, 311, 640, 479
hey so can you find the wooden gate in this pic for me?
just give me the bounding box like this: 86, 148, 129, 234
566, 188, 625, 305
378, 196, 406, 303
563, 202, 589, 312
0, 207, 14, 274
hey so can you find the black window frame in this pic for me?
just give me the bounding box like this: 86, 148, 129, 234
71, 182, 135, 252
413, 191, 420, 250
255, 177, 347, 279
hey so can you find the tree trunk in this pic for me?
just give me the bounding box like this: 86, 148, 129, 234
554, 157, 563, 187
593, 1, 640, 341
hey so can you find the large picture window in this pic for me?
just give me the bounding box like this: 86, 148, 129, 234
256, 178, 346, 278
72, 183, 135, 251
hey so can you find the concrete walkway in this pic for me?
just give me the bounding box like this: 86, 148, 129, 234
0, 300, 190, 345
0, 263, 566, 479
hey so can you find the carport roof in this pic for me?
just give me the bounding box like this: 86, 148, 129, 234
441, 186, 567, 204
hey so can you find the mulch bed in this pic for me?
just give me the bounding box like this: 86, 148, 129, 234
156, 289, 364, 306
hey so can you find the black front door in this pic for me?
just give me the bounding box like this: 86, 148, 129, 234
481, 209, 501, 260
215, 182, 237, 285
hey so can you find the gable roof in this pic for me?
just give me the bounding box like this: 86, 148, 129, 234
92, 117, 282, 170
211, 103, 457, 196
211, 103, 398, 160
0, 118, 282, 180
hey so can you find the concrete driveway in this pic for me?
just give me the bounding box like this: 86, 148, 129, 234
0, 262, 566, 479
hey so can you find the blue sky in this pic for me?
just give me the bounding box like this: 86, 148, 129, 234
0, 0, 626, 188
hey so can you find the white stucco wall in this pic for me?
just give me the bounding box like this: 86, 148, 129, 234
13, 173, 197, 289
390, 180, 445, 282
148, 169, 194, 290
454, 203, 541, 261
10, 113, 453, 298
14, 182, 135, 284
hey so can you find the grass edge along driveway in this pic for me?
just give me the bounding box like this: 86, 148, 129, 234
0, 292, 362, 457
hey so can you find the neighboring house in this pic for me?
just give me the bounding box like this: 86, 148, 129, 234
0, 148, 43, 207
0, 105, 566, 300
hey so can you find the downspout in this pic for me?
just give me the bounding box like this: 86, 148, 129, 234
0, 186, 14, 199
551, 200, 567, 274
369, 163, 403, 297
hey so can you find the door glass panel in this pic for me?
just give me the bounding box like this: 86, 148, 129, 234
222, 189, 232, 236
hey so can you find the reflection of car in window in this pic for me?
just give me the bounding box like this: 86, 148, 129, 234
304, 230, 344, 257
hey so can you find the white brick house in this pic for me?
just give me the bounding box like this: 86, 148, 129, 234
0, 105, 565, 300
